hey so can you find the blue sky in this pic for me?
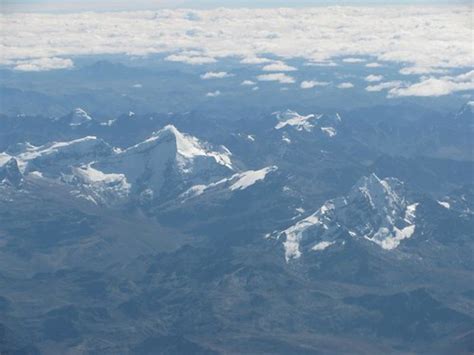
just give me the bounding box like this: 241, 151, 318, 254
2, 0, 469, 13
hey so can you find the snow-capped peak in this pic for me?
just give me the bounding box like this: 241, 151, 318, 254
125, 124, 233, 171
70, 107, 93, 126
274, 110, 341, 137
454, 101, 474, 120
350, 173, 404, 211
78, 125, 236, 203
270, 174, 417, 262
274, 110, 320, 131
0, 157, 23, 187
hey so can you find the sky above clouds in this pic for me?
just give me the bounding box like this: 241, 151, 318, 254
0, 3, 472, 98
1, 0, 470, 12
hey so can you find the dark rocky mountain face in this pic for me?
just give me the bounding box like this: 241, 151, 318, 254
0, 103, 473, 354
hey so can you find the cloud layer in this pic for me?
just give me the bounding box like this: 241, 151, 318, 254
12, 57, 74, 71
1, 6, 471, 75
388, 71, 474, 97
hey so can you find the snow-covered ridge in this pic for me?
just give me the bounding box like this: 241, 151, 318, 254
230, 166, 277, 190
274, 110, 341, 137
274, 110, 320, 132
1, 125, 236, 205
0, 156, 23, 187
69, 164, 131, 205
181, 166, 278, 200
269, 173, 418, 262
70, 107, 93, 126
321, 127, 337, 137
73, 164, 129, 185
17, 136, 103, 160
454, 101, 474, 120
15, 136, 113, 173
0, 153, 13, 167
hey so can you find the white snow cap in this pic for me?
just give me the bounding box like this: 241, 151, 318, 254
274, 110, 320, 132
70, 108, 93, 126
271, 173, 418, 262
125, 124, 233, 170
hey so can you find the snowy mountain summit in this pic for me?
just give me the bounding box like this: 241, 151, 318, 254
70, 108, 93, 127
0, 157, 23, 187
270, 173, 418, 262
274, 109, 341, 137
454, 101, 474, 121
89, 125, 235, 201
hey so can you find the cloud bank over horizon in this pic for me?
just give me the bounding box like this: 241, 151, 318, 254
0, 6, 472, 97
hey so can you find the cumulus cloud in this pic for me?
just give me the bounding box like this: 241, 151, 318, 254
257, 73, 295, 84
399, 66, 448, 76
342, 58, 365, 63
262, 61, 297, 72
0, 7, 471, 76
365, 81, 404, 92
366, 62, 382, 68
306, 61, 338, 67
388, 71, 474, 97
365, 74, 384, 82
200, 71, 233, 79
13, 57, 74, 71
165, 53, 216, 65
206, 90, 221, 97
240, 56, 272, 64
300, 80, 330, 89
337, 82, 354, 89
241, 80, 257, 86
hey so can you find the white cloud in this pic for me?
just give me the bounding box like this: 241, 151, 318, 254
132, 83, 143, 88
337, 82, 354, 89
399, 66, 448, 76
240, 56, 272, 64
1, 7, 472, 75
365, 81, 404, 92
365, 74, 384, 82
200, 71, 233, 79
300, 80, 330, 89
306, 61, 338, 67
388, 71, 474, 97
165, 54, 216, 65
262, 61, 297, 72
241, 80, 257, 86
342, 57, 365, 63
257, 73, 295, 84
366, 62, 382, 68
13, 57, 73, 71
206, 90, 221, 97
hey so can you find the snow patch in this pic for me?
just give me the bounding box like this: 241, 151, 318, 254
437, 200, 451, 209
274, 110, 320, 132
70, 108, 92, 126
312, 241, 335, 251
320, 126, 337, 137
0, 153, 12, 167
181, 166, 277, 199
229, 166, 277, 191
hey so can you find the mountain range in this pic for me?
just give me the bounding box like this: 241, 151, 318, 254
0, 102, 473, 354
